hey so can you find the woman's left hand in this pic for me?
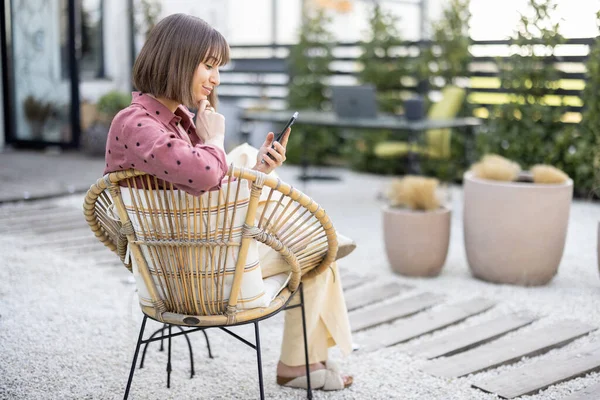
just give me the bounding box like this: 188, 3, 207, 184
253, 128, 290, 174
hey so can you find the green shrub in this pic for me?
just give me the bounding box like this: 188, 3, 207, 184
580, 11, 600, 198
286, 9, 340, 166
423, 0, 471, 88
340, 129, 408, 175
345, 3, 414, 174
477, 0, 596, 197
349, 1, 472, 181
97, 91, 131, 122
358, 3, 413, 113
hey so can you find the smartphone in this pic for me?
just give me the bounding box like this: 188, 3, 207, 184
264, 111, 298, 162
274, 111, 298, 143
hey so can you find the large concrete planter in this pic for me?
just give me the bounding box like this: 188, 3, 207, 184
463, 171, 573, 286
382, 206, 451, 277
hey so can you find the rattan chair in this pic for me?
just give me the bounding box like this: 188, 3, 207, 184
83, 166, 338, 400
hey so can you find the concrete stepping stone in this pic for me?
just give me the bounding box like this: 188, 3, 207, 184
421, 320, 596, 378
363, 297, 495, 351
409, 312, 537, 359
344, 281, 412, 311
472, 341, 600, 398
350, 292, 444, 333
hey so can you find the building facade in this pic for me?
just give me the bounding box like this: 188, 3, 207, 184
1, 0, 134, 150
1, 0, 437, 151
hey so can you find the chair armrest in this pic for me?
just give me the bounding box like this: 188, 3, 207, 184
83, 171, 145, 272
230, 166, 338, 281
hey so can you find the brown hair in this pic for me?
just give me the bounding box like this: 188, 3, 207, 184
132, 14, 230, 109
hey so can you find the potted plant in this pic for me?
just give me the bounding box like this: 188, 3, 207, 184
82, 90, 131, 156
382, 175, 451, 277
463, 155, 573, 286
580, 12, 600, 274
23, 95, 54, 140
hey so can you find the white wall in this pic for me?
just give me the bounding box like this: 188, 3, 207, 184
79, 0, 133, 102
159, 0, 228, 29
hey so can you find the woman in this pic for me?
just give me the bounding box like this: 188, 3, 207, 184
104, 13, 353, 391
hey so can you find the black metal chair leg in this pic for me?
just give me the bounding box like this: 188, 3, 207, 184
139, 325, 166, 369
254, 322, 265, 400
124, 315, 147, 400
202, 330, 214, 358
299, 283, 313, 400
173, 325, 195, 378
159, 323, 166, 351
166, 325, 172, 388
139, 323, 205, 384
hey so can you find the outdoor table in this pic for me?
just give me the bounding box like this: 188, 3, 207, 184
241, 109, 483, 181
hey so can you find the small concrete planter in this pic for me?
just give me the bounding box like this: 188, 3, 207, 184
382, 206, 451, 277
463, 171, 573, 286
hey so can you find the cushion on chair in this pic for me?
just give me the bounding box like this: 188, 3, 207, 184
425, 86, 466, 159
373, 141, 427, 159
120, 179, 289, 313
428, 86, 466, 120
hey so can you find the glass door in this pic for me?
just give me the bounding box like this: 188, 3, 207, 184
6, 0, 79, 148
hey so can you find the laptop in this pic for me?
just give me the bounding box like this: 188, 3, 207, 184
331, 85, 378, 118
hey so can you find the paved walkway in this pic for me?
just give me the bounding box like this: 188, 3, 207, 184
0, 149, 106, 203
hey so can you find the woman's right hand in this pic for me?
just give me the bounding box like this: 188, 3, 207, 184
195, 99, 225, 150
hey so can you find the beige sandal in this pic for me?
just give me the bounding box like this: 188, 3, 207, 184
277, 361, 353, 391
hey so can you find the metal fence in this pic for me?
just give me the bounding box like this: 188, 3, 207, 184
219, 38, 594, 120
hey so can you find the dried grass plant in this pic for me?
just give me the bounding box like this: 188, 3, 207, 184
531, 165, 570, 184
387, 175, 442, 211
470, 154, 522, 182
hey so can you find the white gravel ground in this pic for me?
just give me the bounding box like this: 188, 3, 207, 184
1, 165, 599, 399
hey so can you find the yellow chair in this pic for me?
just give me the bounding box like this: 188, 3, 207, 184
374, 86, 466, 160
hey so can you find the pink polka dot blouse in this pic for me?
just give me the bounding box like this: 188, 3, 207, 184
104, 92, 228, 196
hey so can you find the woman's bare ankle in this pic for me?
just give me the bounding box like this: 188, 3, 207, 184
276, 360, 325, 378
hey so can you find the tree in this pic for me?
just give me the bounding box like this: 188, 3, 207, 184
480, 0, 595, 197
135, 0, 162, 40
580, 11, 600, 197
426, 0, 471, 87
286, 9, 338, 165
481, 0, 564, 170
287, 9, 334, 111
358, 3, 411, 113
